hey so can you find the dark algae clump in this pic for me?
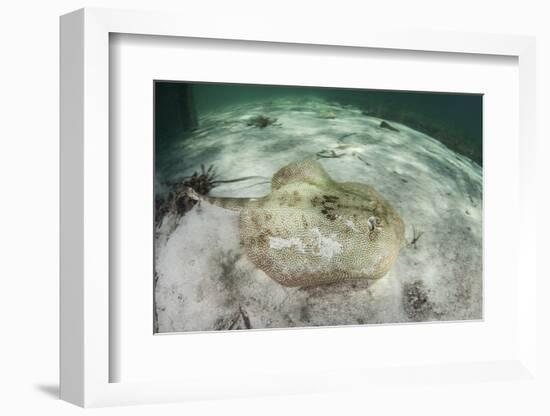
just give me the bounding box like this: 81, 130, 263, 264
155, 165, 218, 225
402, 280, 435, 321
246, 115, 278, 128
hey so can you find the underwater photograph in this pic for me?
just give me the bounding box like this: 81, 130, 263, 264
154, 81, 483, 333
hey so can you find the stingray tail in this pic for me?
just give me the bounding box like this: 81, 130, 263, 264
184, 187, 260, 212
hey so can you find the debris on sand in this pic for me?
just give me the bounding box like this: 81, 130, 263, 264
380, 120, 400, 132
155, 164, 218, 225
246, 115, 278, 128
402, 280, 434, 321
408, 225, 424, 249
316, 149, 345, 159
318, 110, 337, 119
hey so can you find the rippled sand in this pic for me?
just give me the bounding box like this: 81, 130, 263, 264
155, 98, 482, 333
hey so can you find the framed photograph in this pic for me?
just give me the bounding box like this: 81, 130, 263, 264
60, 8, 538, 407
153, 81, 483, 333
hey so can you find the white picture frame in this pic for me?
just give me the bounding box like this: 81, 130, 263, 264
60, 7, 538, 407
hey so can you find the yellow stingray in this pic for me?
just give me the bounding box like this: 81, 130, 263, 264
187, 160, 405, 287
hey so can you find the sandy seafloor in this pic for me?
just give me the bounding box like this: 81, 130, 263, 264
154, 97, 482, 333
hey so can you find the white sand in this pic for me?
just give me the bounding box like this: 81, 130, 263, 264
155, 98, 482, 333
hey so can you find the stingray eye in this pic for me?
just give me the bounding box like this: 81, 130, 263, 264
367, 216, 382, 232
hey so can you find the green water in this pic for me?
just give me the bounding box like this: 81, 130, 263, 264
155, 81, 483, 165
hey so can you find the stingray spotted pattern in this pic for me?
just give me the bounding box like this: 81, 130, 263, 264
187, 160, 405, 287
